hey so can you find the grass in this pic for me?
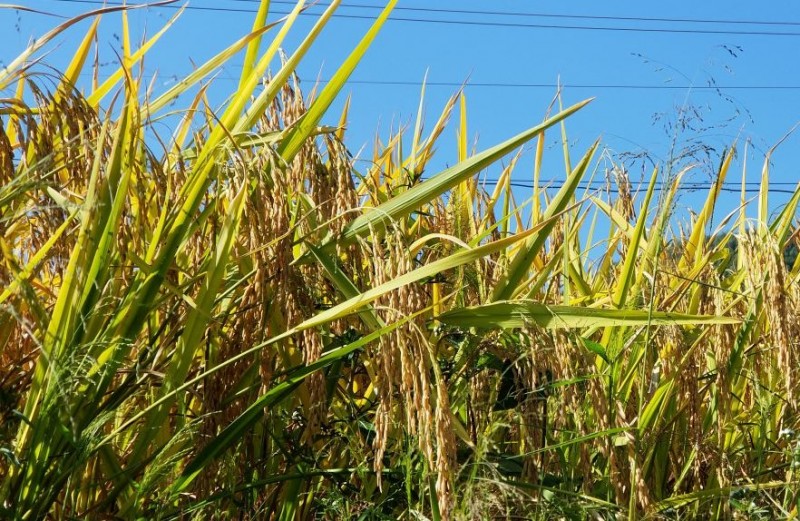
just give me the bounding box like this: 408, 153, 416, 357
1, 2, 800, 519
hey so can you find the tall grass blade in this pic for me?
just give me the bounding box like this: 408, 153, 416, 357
438, 300, 740, 329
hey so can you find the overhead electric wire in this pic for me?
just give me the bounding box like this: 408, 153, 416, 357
77, 70, 800, 91
517, 185, 799, 195
458, 180, 800, 195
240, 78, 800, 91
238, 0, 800, 28
43, 0, 800, 37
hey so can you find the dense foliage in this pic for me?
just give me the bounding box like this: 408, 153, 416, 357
1, 3, 799, 519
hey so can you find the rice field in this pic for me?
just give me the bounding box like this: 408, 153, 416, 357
1, 2, 799, 519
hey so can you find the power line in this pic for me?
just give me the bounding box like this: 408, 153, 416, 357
235, 0, 800, 29
453, 178, 800, 188
524, 185, 798, 195
76, 70, 800, 91
279, 79, 800, 91
146, 70, 800, 91
409, 170, 800, 191
469, 180, 799, 195
43, 0, 800, 37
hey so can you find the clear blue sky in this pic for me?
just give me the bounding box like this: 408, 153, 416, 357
4, 0, 800, 222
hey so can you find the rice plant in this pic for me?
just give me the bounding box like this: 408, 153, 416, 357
1, 2, 799, 519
